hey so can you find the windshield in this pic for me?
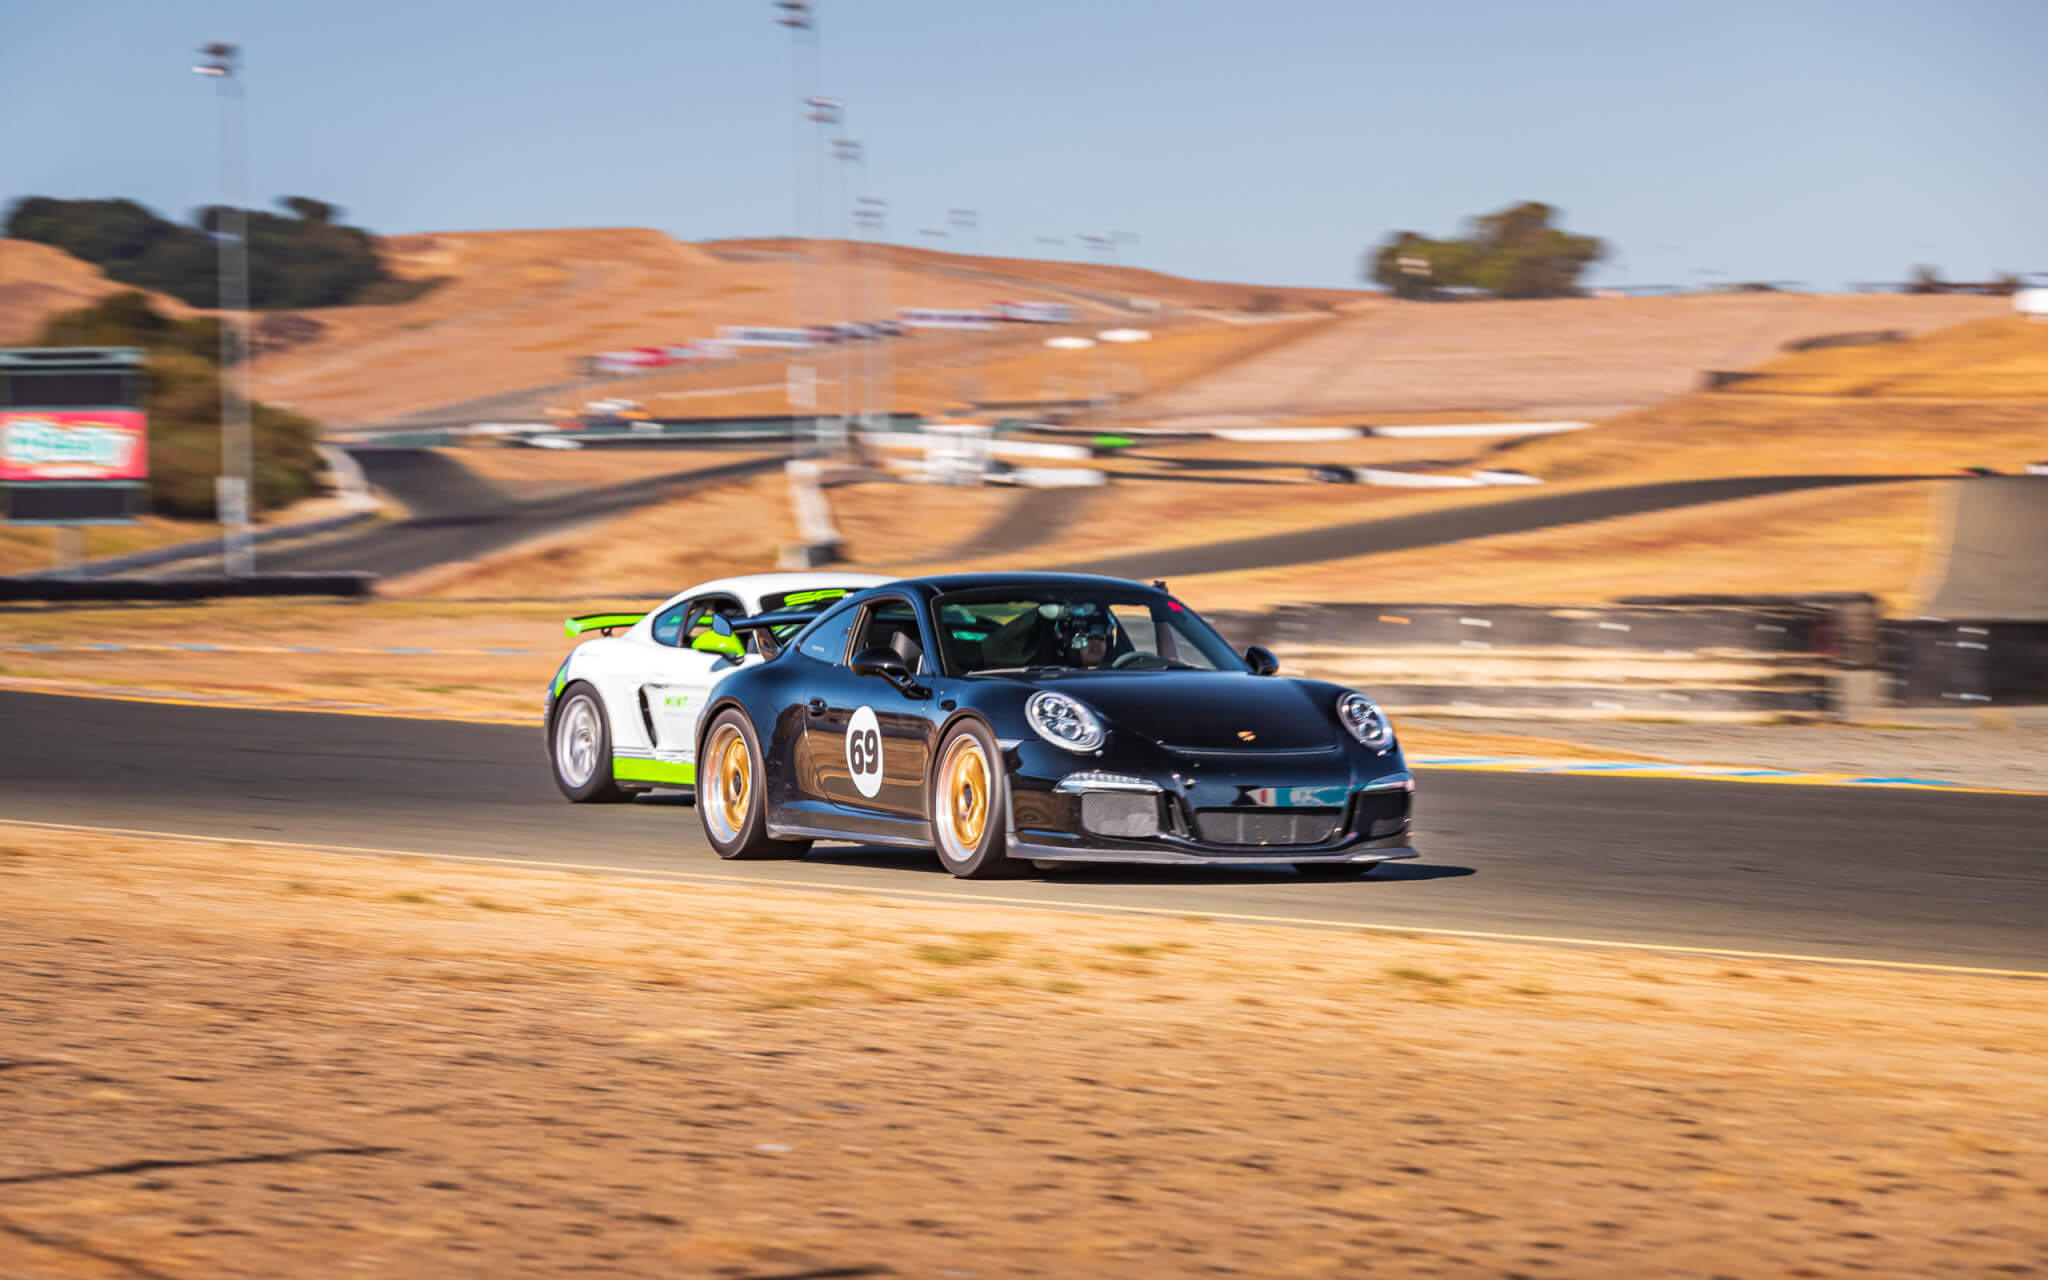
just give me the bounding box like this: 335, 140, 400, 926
933, 588, 1246, 675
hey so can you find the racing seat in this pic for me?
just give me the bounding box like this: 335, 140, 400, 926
888, 627, 924, 673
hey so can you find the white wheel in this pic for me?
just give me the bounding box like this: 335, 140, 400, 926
550, 683, 628, 803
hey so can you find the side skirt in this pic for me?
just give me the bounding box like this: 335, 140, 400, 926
613, 757, 696, 787
767, 820, 935, 849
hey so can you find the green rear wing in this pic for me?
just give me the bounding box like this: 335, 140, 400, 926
564, 612, 645, 638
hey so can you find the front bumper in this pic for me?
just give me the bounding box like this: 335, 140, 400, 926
1003, 735, 1416, 866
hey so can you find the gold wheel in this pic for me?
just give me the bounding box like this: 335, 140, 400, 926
701, 722, 755, 846
938, 735, 991, 858
716, 729, 752, 834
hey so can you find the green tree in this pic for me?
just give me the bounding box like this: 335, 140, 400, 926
1364, 202, 1606, 299
6, 194, 402, 310
33, 293, 321, 518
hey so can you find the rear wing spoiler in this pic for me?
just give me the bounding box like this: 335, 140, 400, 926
716, 608, 819, 658
564, 612, 645, 638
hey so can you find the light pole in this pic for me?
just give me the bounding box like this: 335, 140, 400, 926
774, 3, 817, 448
193, 41, 254, 575
1097, 327, 1151, 424
803, 96, 840, 453
831, 136, 862, 449
854, 197, 887, 429
1043, 335, 1094, 415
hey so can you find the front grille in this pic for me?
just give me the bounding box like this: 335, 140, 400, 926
1081, 791, 1159, 839
1193, 807, 1343, 847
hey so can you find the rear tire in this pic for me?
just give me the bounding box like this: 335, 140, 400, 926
930, 719, 1027, 879
698, 710, 807, 859
551, 682, 631, 803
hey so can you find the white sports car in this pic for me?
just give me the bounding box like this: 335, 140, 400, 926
546, 571, 889, 800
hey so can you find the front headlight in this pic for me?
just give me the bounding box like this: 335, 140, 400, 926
1336, 692, 1393, 752
1027, 690, 1106, 753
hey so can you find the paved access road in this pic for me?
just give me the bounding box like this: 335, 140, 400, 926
4, 691, 2042, 971
1923, 475, 2048, 621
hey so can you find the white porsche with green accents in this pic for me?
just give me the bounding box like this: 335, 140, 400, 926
545, 572, 888, 801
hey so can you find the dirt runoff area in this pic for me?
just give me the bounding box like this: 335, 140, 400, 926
2, 827, 2042, 1278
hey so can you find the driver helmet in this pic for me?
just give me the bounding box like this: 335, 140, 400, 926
1046, 601, 1115, 666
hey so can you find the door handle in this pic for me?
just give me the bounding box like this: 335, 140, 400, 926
806, 698, 827, 717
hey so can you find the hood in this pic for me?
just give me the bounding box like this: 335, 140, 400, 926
995, 670, 1338, 751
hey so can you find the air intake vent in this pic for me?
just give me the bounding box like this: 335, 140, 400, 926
1193, 807, 1342, 847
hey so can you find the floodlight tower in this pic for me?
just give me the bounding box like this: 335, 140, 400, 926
831, 136, 863, 443
854, 197, 888, 427
774, 2, 820, 449
192, 41, 255, 575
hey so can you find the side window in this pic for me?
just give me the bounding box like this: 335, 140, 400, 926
797, 601, 861, 664
681, 596, 743, 648
853, 597, 926, 673
650, 600, 692, 647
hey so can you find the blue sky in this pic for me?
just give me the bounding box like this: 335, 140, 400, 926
4, 0, 2042, 289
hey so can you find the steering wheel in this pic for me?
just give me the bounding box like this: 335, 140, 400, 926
1111, 651, 1170, 670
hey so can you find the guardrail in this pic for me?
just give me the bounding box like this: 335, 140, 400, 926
0, 572, 377, 602
21, 510, 380, 581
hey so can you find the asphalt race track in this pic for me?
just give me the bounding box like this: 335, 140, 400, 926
5, 690, 2042, 971
1053, 474, 1932, 579
256, 450, 790, 578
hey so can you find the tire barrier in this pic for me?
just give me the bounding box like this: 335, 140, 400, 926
1215, 602, 1854, 655
1883, 620, 2048, 707
0, 572, 377, 602
1198, 600, 1875, 719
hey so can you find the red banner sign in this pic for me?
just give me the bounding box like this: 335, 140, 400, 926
0, 410, 149, 482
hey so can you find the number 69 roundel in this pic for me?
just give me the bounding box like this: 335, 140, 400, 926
846, 705, 884, 798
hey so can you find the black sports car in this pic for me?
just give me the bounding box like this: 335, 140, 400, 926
694, 573, 1415, 878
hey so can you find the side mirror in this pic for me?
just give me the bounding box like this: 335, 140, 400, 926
849, 645, 911, 686
1244, 645, 1280, 676
692, 630, 744, 660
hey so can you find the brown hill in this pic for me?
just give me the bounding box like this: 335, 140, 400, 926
0, 239, 194, 345
1134, 292, 2009, 422
250, 229, 1281, 427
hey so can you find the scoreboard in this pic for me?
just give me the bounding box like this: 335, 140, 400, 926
0, 347, 149, 525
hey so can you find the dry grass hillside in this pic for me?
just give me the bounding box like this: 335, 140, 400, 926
1135, 292, 2007, 422
9, 227, 1323, 428
0, 239, 193, 344
1737, 315, 2048, 398
213, 231, 1361, 429
707, 237, 1368, 313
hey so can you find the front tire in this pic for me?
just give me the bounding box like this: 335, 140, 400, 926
551, 682, 631, 803
698, 710, 808, 860
930, 720, 1026, 879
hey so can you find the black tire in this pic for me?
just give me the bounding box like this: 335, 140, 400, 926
550, 682, 632, 803
697, 709, 807, 860
1294, 861, 1377, 877
929, 719, 1027, 879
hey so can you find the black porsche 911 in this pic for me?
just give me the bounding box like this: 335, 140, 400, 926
694, 572, 1415, 879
